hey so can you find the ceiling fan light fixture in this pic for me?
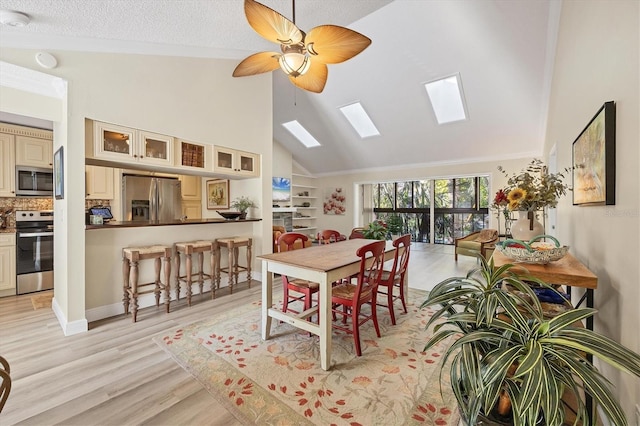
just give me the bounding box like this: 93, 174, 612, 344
279, 52, 310, 77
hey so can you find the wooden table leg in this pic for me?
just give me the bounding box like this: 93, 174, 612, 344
318, 275, 332, 370
261, 260, 273, 341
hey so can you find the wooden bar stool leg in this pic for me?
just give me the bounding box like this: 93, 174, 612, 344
246, 239, 252, 287
122, 256, 131, 315
228, 241, 235, 294
174, 250, 181, 301
233, 246, 240, 291
197, 252, 205, 296
154, 257, 162, 307
163, 249, 171, 314
215, 243, 221, 291
131, 259, 139, 322
185, 252, 193, 306
211, 244, 218, 299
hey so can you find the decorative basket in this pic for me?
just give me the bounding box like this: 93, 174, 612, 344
495, 235, 569, 264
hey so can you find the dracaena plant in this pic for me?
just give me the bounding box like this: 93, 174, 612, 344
421, 256, 640, 426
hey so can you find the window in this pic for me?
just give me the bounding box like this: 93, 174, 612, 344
371, 176, 489, 244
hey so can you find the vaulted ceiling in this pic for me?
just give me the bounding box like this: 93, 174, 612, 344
0, 0, 559, 176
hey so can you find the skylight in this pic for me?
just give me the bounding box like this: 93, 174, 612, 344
282, 120, 321, 148
339, 102, 380, 138
424, 73, 468, 124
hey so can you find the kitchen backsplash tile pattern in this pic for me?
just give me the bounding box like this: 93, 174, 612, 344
0, 197, 53, 228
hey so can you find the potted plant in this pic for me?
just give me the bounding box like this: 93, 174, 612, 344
386, 214, 403, 238
421, 256, 640, 426
230, 196, 257, 219
362, 219, 388, 240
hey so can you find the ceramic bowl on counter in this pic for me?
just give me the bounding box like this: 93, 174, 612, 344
217, 211, 242, 220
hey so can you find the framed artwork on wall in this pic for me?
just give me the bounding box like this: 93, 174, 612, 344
54, 146, 64, 199
206, 179, 229, 210
323, 187, 346, 215
272, 177, 291, 202
572, 101, 616, 205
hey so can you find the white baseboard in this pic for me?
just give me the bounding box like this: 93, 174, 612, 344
52, 297, 88, 336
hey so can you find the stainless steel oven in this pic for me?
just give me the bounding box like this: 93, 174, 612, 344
16, 210, 54, 295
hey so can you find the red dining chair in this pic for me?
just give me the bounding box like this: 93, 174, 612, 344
331, 240, 385, 356
317, 229, 343, 245
376, 234, 411, 325
278, 232, 319, 319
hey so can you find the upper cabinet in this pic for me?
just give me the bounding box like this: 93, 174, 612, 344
85, 165, 115, 200
88, 120, 261, 179
176, 139, 211, 172
15, 136, 53, 168
93, 122, 173, 167
213, 146, 260, 177
0, 133, 16, 197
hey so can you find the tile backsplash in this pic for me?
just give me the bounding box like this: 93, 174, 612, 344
0, 197, 54, 228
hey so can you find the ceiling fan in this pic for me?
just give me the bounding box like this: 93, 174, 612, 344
232, 0, 372, 93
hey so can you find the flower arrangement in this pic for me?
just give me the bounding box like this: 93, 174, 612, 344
496, 159, 570, 212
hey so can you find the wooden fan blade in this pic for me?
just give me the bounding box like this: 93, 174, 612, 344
305, 25, 372, 64
233, 51, 281, 77
244, 0, 303, 45
288, 61, 328, 93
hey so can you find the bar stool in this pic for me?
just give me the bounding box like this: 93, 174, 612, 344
215, 237, 252, 294
174, 240, 217, 305
122, 245, 172, 322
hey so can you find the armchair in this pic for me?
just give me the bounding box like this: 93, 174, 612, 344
454, 229, 498, 261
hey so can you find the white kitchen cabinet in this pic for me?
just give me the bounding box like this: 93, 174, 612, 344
15, 135, 53, 168
93, 121, 173, 167
176, 139, 211, 172
213, 146, 260, 178
86, 165, 115, 199
0, 133, 16, 197
0, 234, 16, 297
179, 175, 202, 201
181, 200, 202, 220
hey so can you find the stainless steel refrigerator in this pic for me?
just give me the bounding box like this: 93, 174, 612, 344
122, 174, 182, 222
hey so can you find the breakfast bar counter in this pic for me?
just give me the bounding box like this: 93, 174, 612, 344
86, 218, 261, 230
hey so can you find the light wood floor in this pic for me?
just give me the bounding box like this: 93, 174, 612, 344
0, 243, 477, 425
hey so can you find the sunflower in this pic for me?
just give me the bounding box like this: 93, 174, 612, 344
507, 188, 527, 203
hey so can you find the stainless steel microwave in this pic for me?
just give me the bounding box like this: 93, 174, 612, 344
15, 166, 54, 197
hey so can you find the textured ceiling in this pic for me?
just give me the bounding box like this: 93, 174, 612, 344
0, 0, 559, 176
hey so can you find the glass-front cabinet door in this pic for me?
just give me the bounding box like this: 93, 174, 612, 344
213, 146, 260, 177
138, 131, 173, 166
93, 122, 136, 161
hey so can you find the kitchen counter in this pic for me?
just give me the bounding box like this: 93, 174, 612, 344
0, 228, 16, 234
86, 218, 261, 230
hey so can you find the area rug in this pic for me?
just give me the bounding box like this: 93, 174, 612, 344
154, 289, 459, 425
30, 292, 53, 310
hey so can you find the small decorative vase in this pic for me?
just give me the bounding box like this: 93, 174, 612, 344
239, 211, 247, 220
511, 211, 544, 241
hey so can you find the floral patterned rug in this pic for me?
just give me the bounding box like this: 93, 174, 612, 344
154, 289, 459, 425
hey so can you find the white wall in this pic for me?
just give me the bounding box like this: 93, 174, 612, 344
0, 49, 273, 332
545, 0, 639, 419
312, 157, 533, 238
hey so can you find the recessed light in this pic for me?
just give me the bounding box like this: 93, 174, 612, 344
0, 10, 30, 27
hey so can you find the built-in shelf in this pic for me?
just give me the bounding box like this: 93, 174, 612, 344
293, 217, 317, 220
273, 207, 298, 213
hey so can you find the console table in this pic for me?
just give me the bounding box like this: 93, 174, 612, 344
492, 250, 598, 424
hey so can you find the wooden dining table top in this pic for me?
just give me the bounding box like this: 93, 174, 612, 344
258, 239, 393, 272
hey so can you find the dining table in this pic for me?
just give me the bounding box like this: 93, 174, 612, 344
258, 238, 396, 371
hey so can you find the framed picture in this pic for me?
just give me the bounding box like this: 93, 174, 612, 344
54, 146, 64, 199
206, 179, 229, 210
572, 101, 616, 205
323, 187, 346, 215
272, 177, 291, 202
